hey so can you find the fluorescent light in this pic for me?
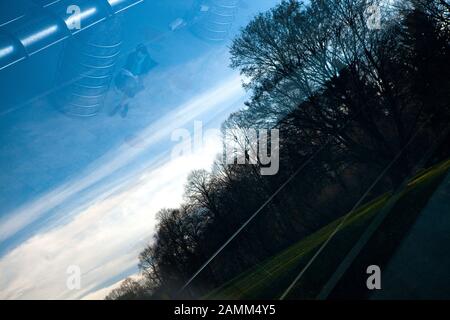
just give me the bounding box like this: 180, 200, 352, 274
21, 25, 59, 47
0, 45, 14, 58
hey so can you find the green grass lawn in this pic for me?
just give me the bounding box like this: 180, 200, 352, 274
205, 159, 450, 300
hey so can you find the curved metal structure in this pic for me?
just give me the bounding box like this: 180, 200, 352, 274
0, 0, 143, 71
53, 16, 123, 117
191, 0, 239, 42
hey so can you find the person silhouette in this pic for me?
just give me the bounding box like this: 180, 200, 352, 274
110, 44, 157, 118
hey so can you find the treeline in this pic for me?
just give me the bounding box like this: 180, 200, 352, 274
106, 0, 450, 300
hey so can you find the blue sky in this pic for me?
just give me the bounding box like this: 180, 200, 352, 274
0, 0, 280, 299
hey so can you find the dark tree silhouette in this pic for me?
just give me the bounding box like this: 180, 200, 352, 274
107, 0, 450, 299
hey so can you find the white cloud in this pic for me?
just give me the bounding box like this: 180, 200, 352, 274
0, 75, 243, 243
0, 131, 222, 299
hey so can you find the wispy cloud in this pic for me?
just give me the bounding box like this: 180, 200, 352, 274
0, 131, 223, 299
0, 75, 243, 244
